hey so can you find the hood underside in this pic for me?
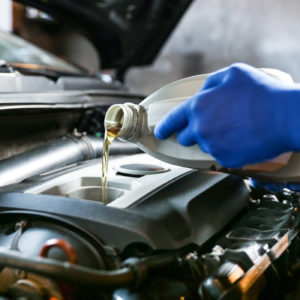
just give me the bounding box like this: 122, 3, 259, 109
14, 0, 193, 76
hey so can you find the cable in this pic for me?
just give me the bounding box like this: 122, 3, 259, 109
0, 248, 177, 288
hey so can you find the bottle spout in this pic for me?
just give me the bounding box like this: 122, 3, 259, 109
104, 103, 141, 142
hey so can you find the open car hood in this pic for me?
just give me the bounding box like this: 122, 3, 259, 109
14, 0, 193, 77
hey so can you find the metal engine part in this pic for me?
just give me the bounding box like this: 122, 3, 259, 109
112, 189, 300, 300
0, 134, 140, 187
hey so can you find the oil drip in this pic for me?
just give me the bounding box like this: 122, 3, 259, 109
102, 121, 122, 203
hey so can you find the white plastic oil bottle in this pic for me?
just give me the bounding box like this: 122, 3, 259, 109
104, 68, 295, 177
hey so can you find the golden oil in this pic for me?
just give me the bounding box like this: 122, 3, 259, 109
101, 121, 122, 203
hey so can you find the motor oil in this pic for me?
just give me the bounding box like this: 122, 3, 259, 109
101, 121, 122, 203
104, 68, 300, 184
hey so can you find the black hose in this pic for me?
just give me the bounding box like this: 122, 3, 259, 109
139, 253, 178, 272
0, 248, 177, 288
0, 248, 135, 287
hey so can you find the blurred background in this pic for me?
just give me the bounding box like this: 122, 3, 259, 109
1, 0, 300, 94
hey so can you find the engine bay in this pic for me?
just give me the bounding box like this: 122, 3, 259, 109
0, 140, 298, 299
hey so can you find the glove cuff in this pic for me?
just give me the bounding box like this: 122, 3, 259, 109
280, 86, 300, 151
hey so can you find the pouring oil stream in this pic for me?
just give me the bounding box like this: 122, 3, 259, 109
102, 121, 122, 203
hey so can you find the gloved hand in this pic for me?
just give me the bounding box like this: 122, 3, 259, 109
154, 63, 300, 168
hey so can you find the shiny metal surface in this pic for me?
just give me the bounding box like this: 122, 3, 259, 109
0, 135, 140, 187
0, 135, 99, 187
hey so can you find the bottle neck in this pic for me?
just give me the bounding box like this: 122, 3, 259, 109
104, 103, 144, 142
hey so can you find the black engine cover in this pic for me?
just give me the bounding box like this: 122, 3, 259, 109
0, 171, 249, 251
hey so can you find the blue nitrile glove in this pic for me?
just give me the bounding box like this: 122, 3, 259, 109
250, 179, 300, 193
154, 63, 300, 168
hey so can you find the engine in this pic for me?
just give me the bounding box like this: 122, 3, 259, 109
0, 136, 298, 300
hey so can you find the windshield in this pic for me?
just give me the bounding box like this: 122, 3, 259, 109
0, 30, 81, 74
